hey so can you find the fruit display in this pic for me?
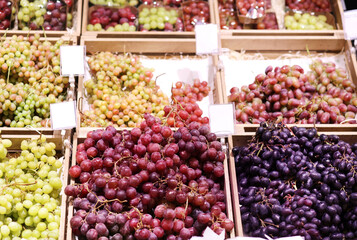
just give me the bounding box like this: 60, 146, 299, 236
65, 118, 234, 239
233, 123, 357, 239
218, 6, 241, 30
138, 6, 183, 31
164, 80, 210, 128
89, 0, 138, 7
182, 1, 210, 32
284, 12, 334, 30
0, 136, 64, 239
257, 12, 278, 29
87, 6, 137, 31
236, 0, 265, 18
82, 52, 170, 128
0, 0, 14, 30
18, 0, 70, 31
0, 34, 69, 128
228, 59, 357, 124
286, 0, 332, 12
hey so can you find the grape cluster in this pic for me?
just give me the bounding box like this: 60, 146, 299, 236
0, 0, 13, 30
0, 136, 63, 239
139, 6, 183, 31
257, 12, 278, 29
229, 59, 357, 124
87, 7, 137, 32
285, 13, 333, 30
182, 1, 210, 31
89, 0, 138, 8
233, 123, 357, 239
286, 0, 331, 12
0, 34, 69, 127
218, 0, 241, 30
82, 52, 170, 128
163, 79, 210, 128
18, 0, 69, 30
66, 116, 234, 239
236, 0, 265, 17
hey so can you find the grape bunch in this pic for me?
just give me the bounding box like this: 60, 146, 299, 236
182, 1, 210, 31
233, 123, 357, 239
82, 52, 170, 128
257, 12, 278, 29
0, 0, 14, 30
18, 0, 69, 30
0, 34, 69, 127
0, 136, 63, 239
163, 79, 210, 128
218, 7, 241, 30
89, 0, 138, 8
286, 0, 331, 12
285, 13, 334, 30
229, 59, 357, 124
236, 0, 265, 17
66, 116, 234, 239
87, 7, 137, 32
139, 6, 183, 32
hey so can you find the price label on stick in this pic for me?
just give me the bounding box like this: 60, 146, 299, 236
60, 46, 86, 76
50, 101, 77, 130
195, 24, 219, 55
209, 104, 235, 136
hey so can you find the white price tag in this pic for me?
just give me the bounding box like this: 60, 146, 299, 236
343, 10, 357, 40
60, 46, 86, 76
195, 24, 219, 55
50, 101, 77, 130
209, 104, 235, 136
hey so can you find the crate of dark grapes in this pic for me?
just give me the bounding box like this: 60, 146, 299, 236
218, 39, 357, 134
229, 123, 357, 238
0, 134, 71, 240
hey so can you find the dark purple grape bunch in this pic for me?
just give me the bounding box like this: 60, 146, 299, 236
233, 122, 357, 239
0, 0, 12, 30
43, 0, 67, 30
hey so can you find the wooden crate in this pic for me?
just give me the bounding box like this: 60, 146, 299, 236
216, 0, 345, 47
66, 134, 235, 239
0, 36, 77, 138
228, 132, 357, 237
217, 39, 357, 134
81, 0, 218, 38
76, 37, 224, 138
217, 0, 346, 51
0, 135, 71, 240
0, 0, 82, 38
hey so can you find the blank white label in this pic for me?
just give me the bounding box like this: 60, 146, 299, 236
209, 104, 235, 136
60, 46, 86, 76
50, 101, 77, 130
343, 10, 357, 40
195, 24, 219, 55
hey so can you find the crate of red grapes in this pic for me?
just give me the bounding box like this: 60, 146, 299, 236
219, 40, 357, 134
285, 0, 332, 12
236, 0, 265, 24
229, 123, 357, 239
65, 121, 236, 239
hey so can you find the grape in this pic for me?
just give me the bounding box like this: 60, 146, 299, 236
236, 0, 265, 18
89, 0, 138, 7
234, 122, 357, 239
0, 0, 13, 30
286, 0, 331, 12
82, 52, 170, 128
229, 59, 357, 124
67, 117, 233, 239
0, 137, 63, 239
138, 6, 183, 32
285, 12, 334, 30
182, 1, 210, 31
87, 6, 137, 32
